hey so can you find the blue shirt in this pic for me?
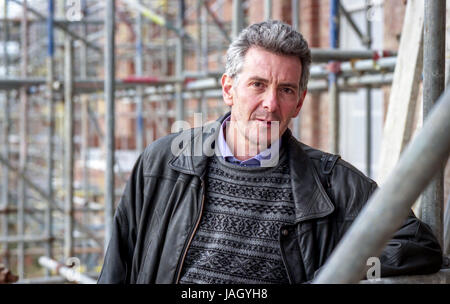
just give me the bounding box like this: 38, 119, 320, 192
217, 114, 281, 167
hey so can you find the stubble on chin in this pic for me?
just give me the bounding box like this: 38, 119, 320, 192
227, 119, 280, 157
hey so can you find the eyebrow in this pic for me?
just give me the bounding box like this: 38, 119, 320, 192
248, 76, 268, 84
248, 76, 299, 89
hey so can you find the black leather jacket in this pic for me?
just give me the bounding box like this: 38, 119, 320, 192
98, 113, 442, 284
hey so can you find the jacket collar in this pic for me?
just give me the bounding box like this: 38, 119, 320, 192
168, 112, 334, 223
283, 129, 335, 223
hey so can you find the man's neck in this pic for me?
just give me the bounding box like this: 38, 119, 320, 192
225, 125, 270, 161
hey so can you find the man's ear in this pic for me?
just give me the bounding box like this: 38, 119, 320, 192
221, 74, 234, 106
293, 89, 307, 117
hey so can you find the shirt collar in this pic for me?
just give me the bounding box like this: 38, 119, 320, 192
217, 114, 281, 167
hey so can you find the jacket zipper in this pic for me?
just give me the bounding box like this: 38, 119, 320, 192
175, 180, 205, 283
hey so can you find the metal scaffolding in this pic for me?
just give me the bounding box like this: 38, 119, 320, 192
0, 0, 448, 284
314, 79, 450, 283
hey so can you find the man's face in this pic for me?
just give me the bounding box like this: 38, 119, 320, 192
221, 47, 307, 152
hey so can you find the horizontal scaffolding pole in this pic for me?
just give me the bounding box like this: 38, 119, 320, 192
308, 73, 393, 91
0, 57, 395, 91
311, 48, 395, 62
0, 235, 52, 243
360, 269, 450, 284
1, 246, 103, 256
0, 206, 103, 214
310, 57, 396, 79
0, 17, 104, 25
0, 235, 103, 244
183, 73, 394, 93
16, 276, 67, 284
0, 74, 389, 102
313, 85, 450, 283
0, 77, 184, 91
38, 256, 97, 284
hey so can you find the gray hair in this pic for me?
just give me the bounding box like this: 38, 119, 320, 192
225, 20, 312, 93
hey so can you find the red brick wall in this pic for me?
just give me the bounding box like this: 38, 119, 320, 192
272, 0, 293, 24
299, 0, 329, 48
248, 0, 297, 25
383, 0, 406, 51
223, 0, 233, 22
382, 0, 407, 122
248, 0, 264, 23
296, 0, 329, 151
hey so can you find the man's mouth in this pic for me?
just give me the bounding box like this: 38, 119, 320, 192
255, 118, 274, 126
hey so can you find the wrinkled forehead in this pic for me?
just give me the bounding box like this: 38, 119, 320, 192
239, 47, 303, 82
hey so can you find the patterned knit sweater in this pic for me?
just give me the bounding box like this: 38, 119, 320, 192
179, 149, 295, 284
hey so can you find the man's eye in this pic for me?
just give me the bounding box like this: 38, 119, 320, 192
252, 82, 263, 88
281, 87, 294, 94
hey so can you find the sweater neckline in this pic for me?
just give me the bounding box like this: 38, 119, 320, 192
212, 145, 287, 174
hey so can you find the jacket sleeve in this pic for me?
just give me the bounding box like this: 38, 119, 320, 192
379, 210, 443, 277
97, 207, 134, 283
368, 183, 443, 277
97, 155, 143, 284
315, 155, 443, 281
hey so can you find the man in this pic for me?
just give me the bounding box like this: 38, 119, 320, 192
98, 20, 442, 284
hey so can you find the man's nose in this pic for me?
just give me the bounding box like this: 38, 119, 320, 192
262, 88, 278, 112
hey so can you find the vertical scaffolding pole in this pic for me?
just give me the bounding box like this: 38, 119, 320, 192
291, 0, 300, 139
201, 2, 208, 72
79, 1, 88, 78
135, 1, 144, 152
175, 0, 185, 121
421, 0, 445, 248
264, 0, 272, 21
17, 0, 29, 279
147, 17, 153, 77
64, 36, 74, 260
56, 0, 65, 177
80, 94, 89, 264
201, 92, 209, 120
216, 0, 225, 66
292, 0, 299, 29
200, 0, 208, 117
104, 0, 116, 251
161, 1, 168, 77
79, 0, 91, 270
196, 0, 203, 72
57, 0, 65, 78
1, 0, 11, 268
45, 0, 55, 275
232, 0, 244, 39
79, 0, 89, 235
328, 0, 340, 154
365, 2, 372, 178
160, 0, 169, 134
159, 86, 169, 134
153, 0, 169, 135
196, 0, 203, 114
